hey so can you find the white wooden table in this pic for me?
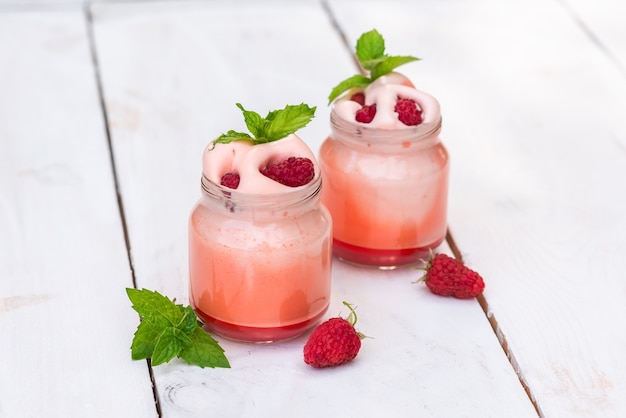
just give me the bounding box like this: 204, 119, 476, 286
2, 1, 625, 417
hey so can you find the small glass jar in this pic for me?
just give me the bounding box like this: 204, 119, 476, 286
188, 173, 332, 343
319, 91, 449, 268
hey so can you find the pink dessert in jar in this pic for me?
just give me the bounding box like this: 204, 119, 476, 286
189, 103, 332, 343
319, 29, 449, 269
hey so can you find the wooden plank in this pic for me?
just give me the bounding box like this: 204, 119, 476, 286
92, 1, 537, 416
327, 0, 626, 415
0, 7, 156, 418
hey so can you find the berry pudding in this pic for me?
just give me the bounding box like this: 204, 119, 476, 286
189, 103, 332, 343
319, 30, 449, 268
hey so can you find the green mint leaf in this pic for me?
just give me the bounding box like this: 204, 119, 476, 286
126, 288, 230, 368
177, 305, 198, 336
151, 327, 183, 366
328, 74, 371, 104
179, 327, 231, 369
235, 103, 265, 138
130, 317, 163, 360
328, 29, 421, 104
356, 29, 385, 69
359, 57, 388, 71
127, 288, 182, 327
210, 130, 254, 150
174, 327, 194, 346
209, 103, 315, 149
371, 55, 420, 80
262, 103, 316, 141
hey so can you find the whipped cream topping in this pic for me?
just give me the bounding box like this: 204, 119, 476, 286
203, 134, 318, 194
333, 72, 441, 130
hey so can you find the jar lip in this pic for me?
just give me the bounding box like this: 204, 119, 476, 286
329, 112, 442, 151
200, 172, 322, 208
331, 111, 442, 139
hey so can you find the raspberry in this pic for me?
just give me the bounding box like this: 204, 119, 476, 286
260, 156, 315, 187
303, 302, 365, 368
355, 104, 377, 123
417, 253, 485, 299
350, 92, 365, 106
220, 172, 240, 189
394, 98, 423, 126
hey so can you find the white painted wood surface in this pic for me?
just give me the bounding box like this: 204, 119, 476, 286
3, 0, 626, 417
327, 0, 626, 416
91, 1, 536, 417
0, 5, 156, 418
563, 0, 626, 72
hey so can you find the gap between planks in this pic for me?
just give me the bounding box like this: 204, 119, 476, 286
83, 4, 163, 417
446, 229, 542, 417
555, 0, 626, 80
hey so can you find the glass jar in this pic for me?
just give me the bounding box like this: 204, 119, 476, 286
189, 173, 332, 343
319, 92, 449, 268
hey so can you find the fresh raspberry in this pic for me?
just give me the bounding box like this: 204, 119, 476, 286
260, 156, 315, 187
350, 92, 366, 106
394, 98, 423, 126
303, 302, 365, 368
417, 253, 485, 299
355, 104, 377, 123
220, 172, 240, 189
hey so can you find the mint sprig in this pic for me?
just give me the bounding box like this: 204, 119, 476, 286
328, 29, 420, 104
126, 288, 230, 369
210, 103, 316, 149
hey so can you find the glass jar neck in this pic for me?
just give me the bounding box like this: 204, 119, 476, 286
200, 174, 322, 217
330, 111, 442, 152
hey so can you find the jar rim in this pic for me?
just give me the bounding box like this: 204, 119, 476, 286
200, 173, 322, 210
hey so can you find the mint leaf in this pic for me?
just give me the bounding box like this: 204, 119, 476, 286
359, 57, 387, 72
130, 317, 163, 360
371, 55, 420, 80
177, 305, 198, 336
209, 103, 316, 149
210, 130, 253, 150
263, 103, 316, 140
126, 288, 230, 369
151, 327, 183, 366
328, 29, 420, 104
236, 103, 266, 138
328, 74, 371, 104
356, 29, 385, 68
180, 327, 231, 369
127, 288, 182, 327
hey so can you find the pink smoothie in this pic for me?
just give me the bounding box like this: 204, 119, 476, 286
189, 134, 332, 342
320, 73, 449, 267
